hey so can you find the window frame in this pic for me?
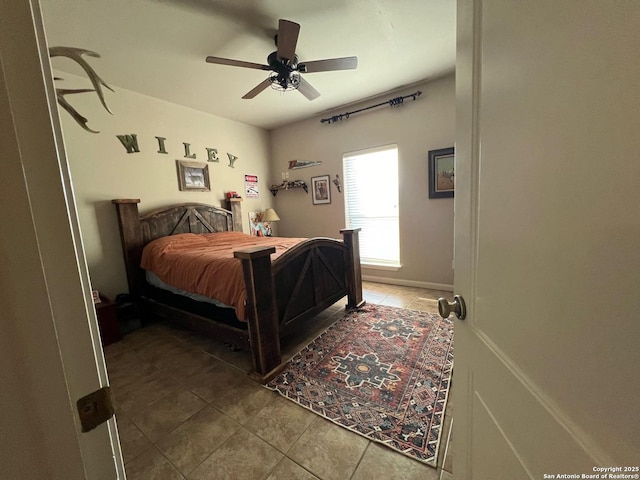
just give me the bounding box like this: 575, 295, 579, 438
342, 144, 401, 269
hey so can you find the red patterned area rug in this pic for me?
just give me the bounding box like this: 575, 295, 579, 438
266, 304, 454, 466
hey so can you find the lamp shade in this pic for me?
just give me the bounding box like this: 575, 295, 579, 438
262, 208, 280, 222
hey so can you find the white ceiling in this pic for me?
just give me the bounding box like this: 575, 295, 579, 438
40, 0, 456, 130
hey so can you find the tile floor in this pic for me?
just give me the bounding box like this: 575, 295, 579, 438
105, 281, 454, 480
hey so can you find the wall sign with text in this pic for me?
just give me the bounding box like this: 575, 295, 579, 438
245, 175, 259, 198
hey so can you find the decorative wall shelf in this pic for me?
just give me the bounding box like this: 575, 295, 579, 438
270, 180, 308, 196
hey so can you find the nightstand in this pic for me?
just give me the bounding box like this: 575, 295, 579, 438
95, 297, 122, 346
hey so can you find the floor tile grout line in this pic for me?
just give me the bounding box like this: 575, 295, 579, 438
112, 404, 156, 466
114, 398, 186, 477
243, 403, 311, 459
260, 454, 319, 480
149, 398, 237, 477
119, 343, 267, 476
118, 361, 211, 475
199, 346, 253, 374
148, 345, 280, 473
281, 412, 322, 456
113, 375, 188, 419
260, 457, 282, 480
150, 443, 186, 479
168, 365, 244, 403
151, 343, 265, 476
280, 414, 339, 479
348, 440, 373, 480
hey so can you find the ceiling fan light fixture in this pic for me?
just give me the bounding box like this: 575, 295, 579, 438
269, 71, 300, 93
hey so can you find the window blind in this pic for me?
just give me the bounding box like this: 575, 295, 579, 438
343, 145, 400, 267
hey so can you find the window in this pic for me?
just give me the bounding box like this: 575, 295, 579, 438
343, 144, 400, 268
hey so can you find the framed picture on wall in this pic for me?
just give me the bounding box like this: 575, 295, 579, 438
249, 211, 270, 236
176, 160, 210, 192
311, 175, 331, 205
428, 147, 455, 198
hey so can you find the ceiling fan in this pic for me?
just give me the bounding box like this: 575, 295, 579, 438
205, 19, 358, 101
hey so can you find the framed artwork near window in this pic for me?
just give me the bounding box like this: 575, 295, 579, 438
176, 160, 210, 192
311, 175, 331, 205
428, 147, 455, 198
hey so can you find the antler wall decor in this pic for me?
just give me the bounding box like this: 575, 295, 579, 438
49, 46, 114, 133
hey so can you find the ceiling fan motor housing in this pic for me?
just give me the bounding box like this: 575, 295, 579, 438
268, 51, 300, 89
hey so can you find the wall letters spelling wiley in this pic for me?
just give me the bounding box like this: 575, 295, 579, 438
115, 134, 239, 167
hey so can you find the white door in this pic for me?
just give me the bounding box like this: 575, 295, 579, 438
0, 1, 123, 478
454, 1, 640, 478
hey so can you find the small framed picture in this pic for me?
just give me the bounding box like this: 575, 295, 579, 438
92, 290, 101, 304
428, 147, 455, 198
176, 160, 210, 192
249, 211, 270, 236
311, 175, 331, 205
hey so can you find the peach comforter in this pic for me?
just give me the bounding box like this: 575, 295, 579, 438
140, 232, 305, 321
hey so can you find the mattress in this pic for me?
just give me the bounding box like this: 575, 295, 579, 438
146, 270, 233, 309
140, 231, 306, 321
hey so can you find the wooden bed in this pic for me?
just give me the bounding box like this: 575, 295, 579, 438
112, 198, 364, 383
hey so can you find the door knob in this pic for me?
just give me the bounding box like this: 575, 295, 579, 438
438, 295, 466, 320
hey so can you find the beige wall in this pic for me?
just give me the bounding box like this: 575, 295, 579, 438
57, 74, 273, 299
59, 72, 454, 298
269, 75, 455, 288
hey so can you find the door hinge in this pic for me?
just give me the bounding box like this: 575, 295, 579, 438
76, 386, 114, 433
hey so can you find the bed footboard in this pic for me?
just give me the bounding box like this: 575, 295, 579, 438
234, 229, 363, 382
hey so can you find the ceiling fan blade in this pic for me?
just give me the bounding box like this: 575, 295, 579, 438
297, 76, 320, 101
299, 56, 358, 73
206, 56, 270, 70
242, 78, 272, 99
276, 19, 300, 62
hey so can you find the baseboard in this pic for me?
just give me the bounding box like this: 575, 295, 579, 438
362, 275, 454, 292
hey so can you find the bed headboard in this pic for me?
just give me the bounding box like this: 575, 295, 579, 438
112, 199, 241, 295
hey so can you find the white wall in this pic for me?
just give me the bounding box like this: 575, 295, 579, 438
1, 2, 110, 476
0, 66, 81, 480
269, 75, 455, 288
56, 74, 273, 299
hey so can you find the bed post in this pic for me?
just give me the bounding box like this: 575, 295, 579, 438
112, 199, 144, 295
234, 246, 281, 382
227, 197, 243, 232
340, 228, 365, 309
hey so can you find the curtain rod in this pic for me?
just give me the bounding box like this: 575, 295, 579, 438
320, 90, 422, 124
